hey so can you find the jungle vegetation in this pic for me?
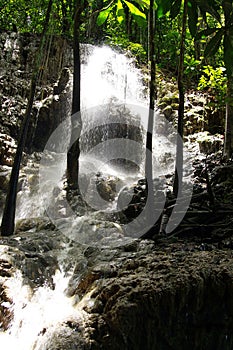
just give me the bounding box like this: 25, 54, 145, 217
0, 0, 233, 235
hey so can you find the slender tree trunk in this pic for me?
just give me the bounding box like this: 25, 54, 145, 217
223, 0, 233, 159
224, 78, 233, 158
1, 0, 53, 236
67, 0, 82, 190
145, 0, 156, 231
173, 0, 188, 197
61, 0, 70, 35
146, 1, 156, 160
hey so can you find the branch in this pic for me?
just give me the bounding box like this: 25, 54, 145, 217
90, 0, 115, 18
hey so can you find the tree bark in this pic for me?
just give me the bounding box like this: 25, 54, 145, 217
173, 0, 188, 197
144, 0, 157, 232
1, 0, 53, 236
67, 0, 83, 190
223, 0, 233, 159
224, 78, 233, 158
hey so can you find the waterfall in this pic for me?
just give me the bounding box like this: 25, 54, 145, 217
14, 44, 192, 241
0, 45, 193, 348
14, 45, 147, 220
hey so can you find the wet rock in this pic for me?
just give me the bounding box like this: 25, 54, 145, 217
0, 165, 11, 191
80, 102, 143, 158
0, 230, 69, 289
211, 164, 233, 185
96, 174, 122, 202
197, 132, 223, 154
55, 215, 124, 246
1, 220, 233, 349
117, 178, 165, 222
15, 217, 56, 234
0, 133, 17, 166
0, 254, 14, 331
53, 67, 70, 95
35, 321, 89, 350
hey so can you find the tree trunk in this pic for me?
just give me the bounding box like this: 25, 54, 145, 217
223, 0, 233, 159
145, 1, 156, 160
224, 78, 233, 158
67, 0, 83, 190
173, 0, 188, 197
145, 0, 157, 232
0, 0, 53, 236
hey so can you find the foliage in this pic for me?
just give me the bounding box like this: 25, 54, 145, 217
1, 0, 232, 112
184, 55, 201, 81
127, 42, 147, 62
0, 0, 73, 35
198, 65, 227, 107
96, 0, 149, 28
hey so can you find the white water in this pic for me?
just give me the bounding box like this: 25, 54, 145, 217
15, 46, 148, 220
81, 46, 145, 108
0, 45, 151, 349
0, 269, 93, 350
0, 45, 193, 348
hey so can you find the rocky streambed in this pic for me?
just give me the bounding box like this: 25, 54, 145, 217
1, 31, 233, 349
1, 225, 233, 349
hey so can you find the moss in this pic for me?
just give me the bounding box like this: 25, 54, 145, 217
171, 103, 179, 110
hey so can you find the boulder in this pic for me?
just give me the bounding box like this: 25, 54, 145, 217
196, 132, 223, 154
0, 133, 17, 166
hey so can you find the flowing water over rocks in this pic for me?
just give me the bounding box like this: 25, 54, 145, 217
1, 229, 233, 349
1, 33, 233, 349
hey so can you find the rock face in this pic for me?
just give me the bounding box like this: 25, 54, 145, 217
157, 82, 225, 139
80, 243, 233, 350
0, 133, 17, 167
80, 101, 144, 166
0, 32, 72, 153
196, 131, 223, 155
1, 224, 233, 349
26, 67, 72, 152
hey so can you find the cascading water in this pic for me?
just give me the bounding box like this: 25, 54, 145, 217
0, 45, 193, 348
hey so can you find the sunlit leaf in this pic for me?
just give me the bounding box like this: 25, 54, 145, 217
97, 7, 112, 26
123, 0, 146, 19
117, 0, 124, 24
134, 0, 150, 10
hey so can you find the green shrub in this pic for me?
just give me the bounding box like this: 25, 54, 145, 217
198, 65, 227, 108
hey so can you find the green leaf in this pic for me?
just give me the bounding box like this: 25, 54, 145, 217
195, 27, 218, 40
196, 0, 221, 23
97, 7, 111, 26
157, 0, 172, 18
204, 28, 224, 58
117, 0, 125, 23
123, 0, 146, 19
170, 0, 181, 19
188, 0, 198, 37
134, 0, 150, 9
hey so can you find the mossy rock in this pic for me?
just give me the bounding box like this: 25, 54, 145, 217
161, 92, 179, 104
162, 105, 173, 119
171, 103, 179, 110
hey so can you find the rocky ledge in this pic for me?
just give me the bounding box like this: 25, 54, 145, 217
1, 225, 233, 349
